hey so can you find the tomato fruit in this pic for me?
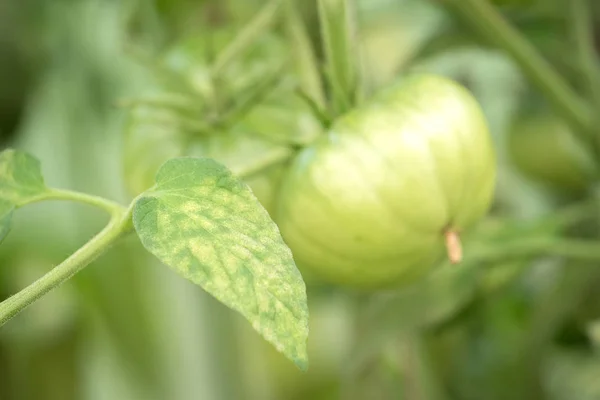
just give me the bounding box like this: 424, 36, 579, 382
276, 74, 496, 289
508, 115, 596, 195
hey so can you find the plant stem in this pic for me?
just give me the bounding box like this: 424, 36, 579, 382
571, 0, 600, 158
444, 0, 594, 143
116, 94, 200, 114
212, 0, 282, 77
235, 148, 295, 179
473, 236, 600, 264
571, 0, 600, 107
0, 207, 134, 326
284, 0, 327, 109
318, 0, 360, 115
20, 188, 125, 216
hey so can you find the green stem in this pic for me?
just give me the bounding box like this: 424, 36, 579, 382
473, 236, 600, 263
235, 148, 294, 179
0, 207, 134, 327
571, 0, 600, 107
218, 62, 288, 129
445, 0, 594, 143
283, 0, 327, 108
318, 0, 360, 115
116, 94, 201, 114
295, 88, 332, 129
212, 0, 282, 77
571, 0, 600, 159
18, 188, 125, 215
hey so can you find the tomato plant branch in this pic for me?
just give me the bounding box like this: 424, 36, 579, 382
571, 0, 600, 106
0, 206, 134, 327
571, 0, 600, 157
212, 0, 282, 77
284, 0, 327, 108
21, 188, 125, 217
116, 94, 201, 114
235, 148, 294, 179
444, 0, 595, 144
473, 236, 600, 264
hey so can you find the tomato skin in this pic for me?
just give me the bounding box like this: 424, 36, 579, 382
276, 74, 496, 289
508, 115, 596, 194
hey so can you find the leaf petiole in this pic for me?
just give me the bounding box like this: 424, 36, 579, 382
0, 205, 134, 326
35, 188, 126, 216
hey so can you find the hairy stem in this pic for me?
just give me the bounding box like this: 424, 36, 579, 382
0, 207, 134, 326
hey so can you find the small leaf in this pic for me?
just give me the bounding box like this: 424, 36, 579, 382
0, 199, 14, 244
133, 157, 309, 370
0, 149, 48, 206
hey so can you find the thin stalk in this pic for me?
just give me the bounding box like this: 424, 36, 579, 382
116, 94, 201, 114
20, 188, 124, 216
472, 236, 600, 263
0, 207, 134, 326
283, 0, 327, 108
212, 0, 282, 77
444, 0, 594, 144
571, 0, 600, 159
234, 148, 294, 179
318, 0, 360, 115
218, 62, 288, 129
295, 88, 333, 129
571, 0, 600, 109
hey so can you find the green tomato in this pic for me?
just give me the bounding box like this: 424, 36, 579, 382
276, 74, 496, 289
508, 115, 596, 194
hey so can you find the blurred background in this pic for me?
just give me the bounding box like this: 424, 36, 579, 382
1, 0, 600, 399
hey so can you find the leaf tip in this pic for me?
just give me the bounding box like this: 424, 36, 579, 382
294, 351, 309, 372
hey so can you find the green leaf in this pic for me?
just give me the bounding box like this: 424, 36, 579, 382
0, 149, 48, 206
317, 0, 361, 115
0, 199, 14, 244
132, 157, 309, 370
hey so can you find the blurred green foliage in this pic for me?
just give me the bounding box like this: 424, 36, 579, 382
1, 0, 600, 399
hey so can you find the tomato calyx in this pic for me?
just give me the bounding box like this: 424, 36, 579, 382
444, 228, 463, 265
